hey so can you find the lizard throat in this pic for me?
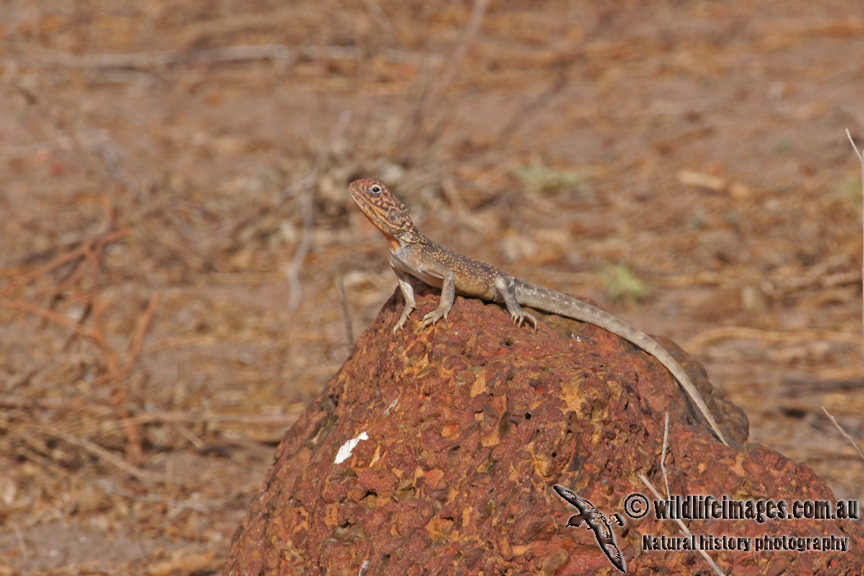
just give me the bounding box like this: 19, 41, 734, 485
382, 230, 402, 252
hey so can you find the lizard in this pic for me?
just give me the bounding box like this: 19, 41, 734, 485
348, 177, 730, 447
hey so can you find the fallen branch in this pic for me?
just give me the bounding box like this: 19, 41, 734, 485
0, 228, 131, 297
40, 427, 156, 484
0, 129, 112, 162
0, 225, 164, 464
29, 44, 434, 72
686, 326, 861, 351
0, 395, 301, 427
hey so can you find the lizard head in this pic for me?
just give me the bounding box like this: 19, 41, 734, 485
349, 178, 422, 251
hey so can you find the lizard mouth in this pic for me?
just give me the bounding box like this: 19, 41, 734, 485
348, 180, 384, 222
348, 179, 402, 251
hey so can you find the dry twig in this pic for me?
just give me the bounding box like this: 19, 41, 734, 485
846, 128, 864, 358
661, 412, 670, 500
0, 224, 162, 464
338, 275, 354, 347
0, 229, 130, 296
286, 111, 352, 311
399, 0, 489, 149
822, 406, 864, 462
638, 474, 727, 576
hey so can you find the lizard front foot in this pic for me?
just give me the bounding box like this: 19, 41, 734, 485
421, 308, 449, 328
393, 306, 415, 334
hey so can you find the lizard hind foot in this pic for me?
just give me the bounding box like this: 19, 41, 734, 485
511, 310, 538, 329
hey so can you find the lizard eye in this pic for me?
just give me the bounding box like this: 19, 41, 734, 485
369, 185, 382, 195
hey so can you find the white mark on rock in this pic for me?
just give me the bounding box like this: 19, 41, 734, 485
334, 431, 369, 464
384, 398, 398, 415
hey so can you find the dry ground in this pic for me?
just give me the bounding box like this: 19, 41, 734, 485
0, 1, 862, 574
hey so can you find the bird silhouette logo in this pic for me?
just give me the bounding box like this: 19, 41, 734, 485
553, 485, 627, 573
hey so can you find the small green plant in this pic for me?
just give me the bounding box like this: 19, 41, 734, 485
511, 158, 588, 194
823, 173, 863, 222
723, 211, 739, 225
601, 264, 653, 307
827, 173, 862, 204
774, 139, 792, 155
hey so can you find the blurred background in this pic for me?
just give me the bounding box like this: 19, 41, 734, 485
0, 0, 862, 573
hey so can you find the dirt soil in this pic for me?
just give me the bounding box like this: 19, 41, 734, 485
0, 1, 862, 574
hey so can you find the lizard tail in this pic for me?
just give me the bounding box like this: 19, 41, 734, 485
517, 282, 730, 446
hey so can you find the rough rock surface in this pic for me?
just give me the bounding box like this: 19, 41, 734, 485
225, 285, 864, 575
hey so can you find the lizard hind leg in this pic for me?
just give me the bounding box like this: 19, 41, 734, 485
495, 275, 538, 329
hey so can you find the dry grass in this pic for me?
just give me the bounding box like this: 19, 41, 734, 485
0, 0, 862, 573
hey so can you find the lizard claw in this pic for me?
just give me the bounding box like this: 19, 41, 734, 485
421, 308, 448, 328
511, 310, 538, 329
393, 306, 414, 333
